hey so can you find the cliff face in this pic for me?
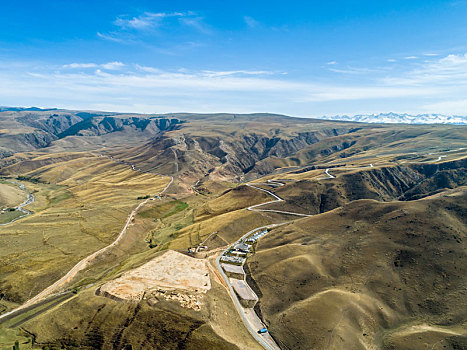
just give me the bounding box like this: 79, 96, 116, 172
259, 160, 466, 216
57, 116, 182, 137
0, 110, 183, 157
114, 127, 359, 181
18, 113, 84, 135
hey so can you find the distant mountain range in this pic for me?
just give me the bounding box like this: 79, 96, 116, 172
320, 113, 467, 125
1, 107, 466, 125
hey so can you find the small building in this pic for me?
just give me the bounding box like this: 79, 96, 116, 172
220, 256, 245, 265
233, 243, 251, 253
231, 279, 258, 308
246, 230, 268, 244
222, 263, 245, 280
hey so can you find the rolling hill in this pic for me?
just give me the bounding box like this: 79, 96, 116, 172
0, 108, 465, 349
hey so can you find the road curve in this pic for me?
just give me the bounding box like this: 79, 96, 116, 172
217, 181, 315, 349
0, 173, 174, 321
246, 183, 312, 217
324, 168, 335, 179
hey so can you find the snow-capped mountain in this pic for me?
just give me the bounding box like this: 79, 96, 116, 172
320, 113, 467, 125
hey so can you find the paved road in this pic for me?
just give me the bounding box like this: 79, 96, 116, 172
217, 180, 316, 350
0, 162, 174, 322
324, 168, 335, 179
246, 183, 312, 217
216, 223, 285, 350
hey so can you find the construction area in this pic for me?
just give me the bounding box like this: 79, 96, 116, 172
230, 279, 258, 308
97, 250, 211, 310
220, 229, 270, 308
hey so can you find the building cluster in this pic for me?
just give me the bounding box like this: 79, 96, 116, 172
220, 255, 245, 265
220, 228, 271, 308
245, 229, 268, 244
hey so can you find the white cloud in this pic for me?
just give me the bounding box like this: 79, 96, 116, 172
178, 16, 211, 34
244, 16, 260, 28
383, 53, 467, 85
98, 11, 211, 44
114, 12, 185, 30
387, 59, 396, 62
135, 64, 163, 73
404, 56, 418, 60
2, 54, 467, 116
328, 67, 374, 75
101, 61, 125, 70
63, 63, 98, 69
327, 61, 337, 65
201, 70, 279, 77
97, 32, 125, 43
63, 62, 125, 70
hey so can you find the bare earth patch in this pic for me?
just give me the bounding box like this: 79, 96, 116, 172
98, 250, 211, 309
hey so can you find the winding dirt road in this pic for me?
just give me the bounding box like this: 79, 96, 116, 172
0, 170, 173, 321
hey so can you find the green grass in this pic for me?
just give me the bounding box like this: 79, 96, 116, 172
0, 210, 23, 225
46, 190, 72, 206
0, 328, 36, 350
138, 200, 189, 219
0, 157, 171, 303
0, 294, 72, 329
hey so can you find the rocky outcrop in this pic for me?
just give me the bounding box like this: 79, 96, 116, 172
126, 127, 359, 181
18, 113, 84, 135
58, 116, 182, 138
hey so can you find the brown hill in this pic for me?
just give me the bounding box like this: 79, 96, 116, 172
247, 189, 467, 350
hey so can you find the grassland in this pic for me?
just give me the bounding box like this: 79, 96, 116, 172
0, 111, 465, 349
0, 152, 170, 306
0, 182, 27, 208
0, 210, 23, 225
247, 189, 467, 350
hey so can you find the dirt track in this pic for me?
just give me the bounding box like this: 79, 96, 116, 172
0, 172, 173, 321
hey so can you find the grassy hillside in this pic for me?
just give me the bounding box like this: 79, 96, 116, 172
0, 110, 465, 349
0, 153, 170, 305
0, 182, 27, 208
248, 190, 467, 350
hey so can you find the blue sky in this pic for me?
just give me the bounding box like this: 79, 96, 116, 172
1, 0, 467, 116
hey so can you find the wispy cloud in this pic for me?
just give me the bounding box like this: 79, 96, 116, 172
244, 16, 260, 28
178, 15, 212, 34
114, 12, 186, 31
101, 61, 125, 70
63, 63, 98, 69
98, 11, 211, 44
201, 70, 281, 77
328, 66, 375, 75
97, 32, 126, 43
62, 61, 125, 70
2, 53, 467, 115
404, 56, 418, 60
383, 53, 467, 85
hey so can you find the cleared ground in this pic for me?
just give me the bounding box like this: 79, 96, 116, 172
98, 250, 210, 301
0, 111, 465, 349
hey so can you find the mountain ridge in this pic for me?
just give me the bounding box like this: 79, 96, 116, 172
321, 112, 467, 125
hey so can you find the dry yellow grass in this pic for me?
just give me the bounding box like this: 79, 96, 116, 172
0, 153, 170, 304
0, 182, 27, 208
